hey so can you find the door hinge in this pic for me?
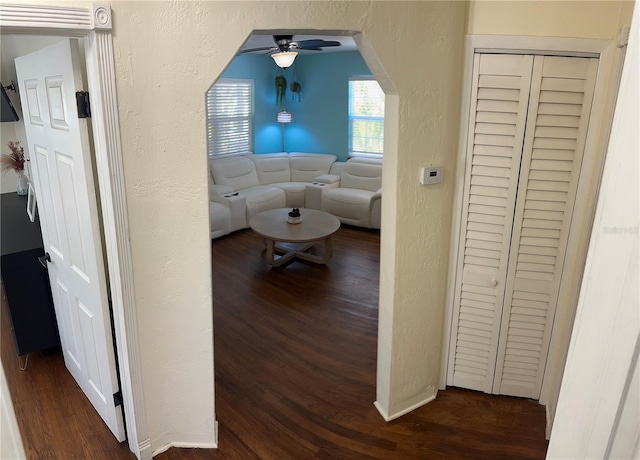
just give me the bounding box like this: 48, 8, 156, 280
76, 91, 91, 118
113, 390, 123, 407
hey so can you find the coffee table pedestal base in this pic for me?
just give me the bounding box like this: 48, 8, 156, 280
266, 237, 333, 267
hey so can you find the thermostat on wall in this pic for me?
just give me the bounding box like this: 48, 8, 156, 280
420, 166, 443, 185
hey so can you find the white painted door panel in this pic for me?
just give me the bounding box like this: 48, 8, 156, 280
15, 39, 125, 441
447, 54, 534, 393
449, 53, 599, 399
493, 56, 598, 398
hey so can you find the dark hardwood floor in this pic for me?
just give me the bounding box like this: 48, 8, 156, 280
2, 226, 548, 459
1, 283, 134, 459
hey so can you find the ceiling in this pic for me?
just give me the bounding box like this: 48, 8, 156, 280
239, 33, 358, 55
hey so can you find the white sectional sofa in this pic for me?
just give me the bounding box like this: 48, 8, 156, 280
250, 152, 338, 208
208, 153, 382, 239
319, 157, 382, 229
210, 154, 286, 225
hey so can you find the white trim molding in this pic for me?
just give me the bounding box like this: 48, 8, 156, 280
374, 393, 437, 422
0, 4, 150, 460
0, 4, 92, 33
548, 10, 639, 454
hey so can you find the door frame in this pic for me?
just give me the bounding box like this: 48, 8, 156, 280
440, 33, 624, 424
0, 4, 150, 460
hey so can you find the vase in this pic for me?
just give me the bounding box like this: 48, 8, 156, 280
16, 170, 28, 196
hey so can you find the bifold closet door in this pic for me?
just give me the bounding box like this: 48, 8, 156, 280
448, 53, 598, 398
492, 56, 598, 398
447, 54, 535, 393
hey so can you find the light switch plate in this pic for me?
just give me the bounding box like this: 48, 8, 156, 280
420, 166, 443, 185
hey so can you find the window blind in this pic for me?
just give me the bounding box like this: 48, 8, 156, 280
349, 79, 385, 157
207, 78, 253, 157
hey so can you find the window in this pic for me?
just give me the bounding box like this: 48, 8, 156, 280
349, 78, 385, 157
206, 78, 253, 157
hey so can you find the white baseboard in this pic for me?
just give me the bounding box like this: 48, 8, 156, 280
545, 404, 553, 440
374, 392, 437, 422
151, 433, 217, 457
373, 400, 391, 421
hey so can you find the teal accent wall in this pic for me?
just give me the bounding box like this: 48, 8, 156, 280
218, 54, 275, 152
220, 51, 372, 161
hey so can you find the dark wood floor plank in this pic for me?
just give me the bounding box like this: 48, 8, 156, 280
203, 226, 548, 460
1, 286, 135, 460
2, 225, 548, 459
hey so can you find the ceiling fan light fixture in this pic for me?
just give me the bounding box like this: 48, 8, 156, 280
271, 51, 298, 68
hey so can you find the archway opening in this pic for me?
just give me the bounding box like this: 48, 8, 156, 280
206, 29, 399, 448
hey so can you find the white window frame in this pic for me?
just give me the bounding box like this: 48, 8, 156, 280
207, 78, 254, 158
348, 77, 385, 159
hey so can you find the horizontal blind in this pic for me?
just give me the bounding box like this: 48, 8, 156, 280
349, 78, 384, 157
207, 78, 253, 157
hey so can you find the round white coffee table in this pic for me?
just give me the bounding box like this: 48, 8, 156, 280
249, 208, 340, 267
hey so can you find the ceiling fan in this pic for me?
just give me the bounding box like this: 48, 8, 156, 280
241, 35, 341, 68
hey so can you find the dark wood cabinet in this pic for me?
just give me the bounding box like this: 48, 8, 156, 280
1, 192, 59, 356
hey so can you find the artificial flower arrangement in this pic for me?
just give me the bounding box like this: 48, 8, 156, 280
1, 141, 25, 174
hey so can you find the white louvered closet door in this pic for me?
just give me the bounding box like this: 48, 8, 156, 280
448, 53, 598, 398
493, 56, 598, 398
447, 54, 534, 393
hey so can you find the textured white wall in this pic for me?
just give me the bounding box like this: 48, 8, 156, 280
1, 46, 20, 194
108, 0, 466, 449
467, 0, 633, 37
107, 0, 634, 448
0, 124, 19, 194
5, 0, 634, 452
548, 5, 638, 456
0, 364, 25, 459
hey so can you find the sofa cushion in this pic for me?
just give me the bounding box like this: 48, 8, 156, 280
329, 161, 346, 177
340, 161, 382, 192
289, 152, 337, 182
250, 155, 291, 185
313, 173, 340, 185
210, 201, 231, 239
271, 182, 307, 208
210, 156, 259, 191
321, 188, 375, 228
240, 185, 287, 224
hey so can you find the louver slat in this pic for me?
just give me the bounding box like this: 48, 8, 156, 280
493, 55, 598, 398
448, 54, 534, 393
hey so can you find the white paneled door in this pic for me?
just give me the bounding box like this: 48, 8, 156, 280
448, 53, 598, 399
15, 39, 125, 441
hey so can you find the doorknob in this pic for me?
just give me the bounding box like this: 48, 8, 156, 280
38, 252, 51, 268
490, 278, 499, 287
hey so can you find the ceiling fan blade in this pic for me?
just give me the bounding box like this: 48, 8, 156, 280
297, 39, 341, 49
240, 46, 277, 54
293, 46, 323, 51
